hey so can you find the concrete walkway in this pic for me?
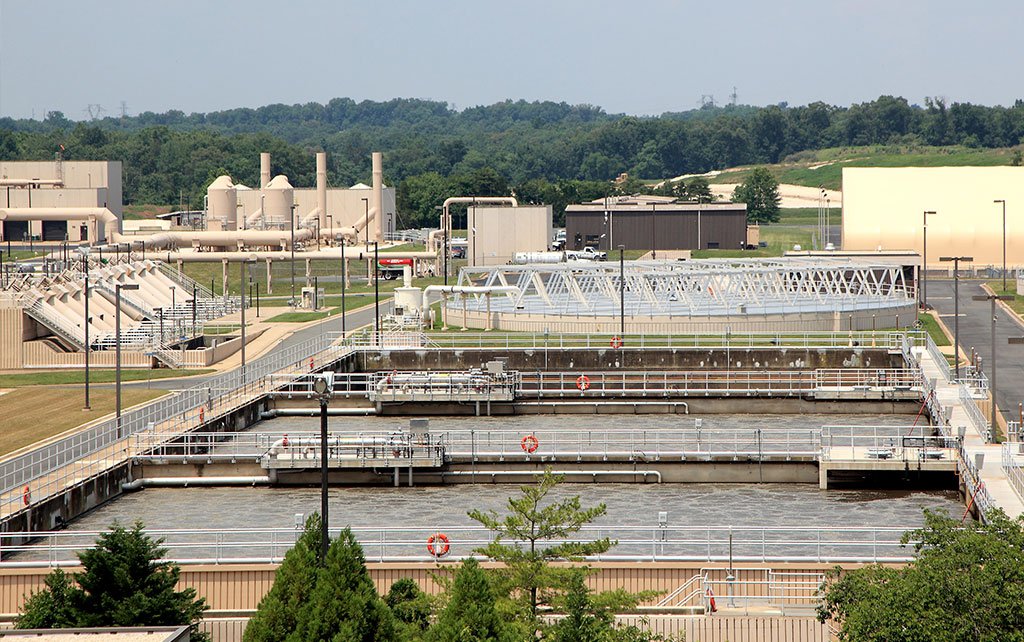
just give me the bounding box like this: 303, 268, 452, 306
914, 339, 1024, 518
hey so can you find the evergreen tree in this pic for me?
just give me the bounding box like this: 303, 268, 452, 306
468, 469, 612, 628
385, 578, 432, 636
732, 167, 781, 224
548, 571, 662, 642
16, 522, 209, 641
291, 527, 396, 642
427, 557, 511, 642
243, 515, 322, 642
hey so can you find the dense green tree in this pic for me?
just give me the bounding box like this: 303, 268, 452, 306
385, 578, 432, 637
16, 522, 209, 641
243, 515, 322, 642
468, 469, 613, 629
732, 167, 781, 224
427, 558, 512, 642
292, 527, 397, 642
548, 571, 662, 642
818, 509, 1024, 642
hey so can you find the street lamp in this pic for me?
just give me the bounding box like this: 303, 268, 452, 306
618, 245, 625, 338
973, 293, 1013, 440
921, 210, 937, 309
115, 283, 139, 438
83, 261, 91, 410
340, 241, 347, 337
373, 241, 380, 346
290, 201, 298, 307
994, 199, 1007, 292
241, 259, 255, 378
313, 372, 334, 564
939, 256, 973, 381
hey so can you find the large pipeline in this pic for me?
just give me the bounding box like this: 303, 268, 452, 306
159, 249, 437, 263
435, 196, 519, 251
111, 228, 315, 251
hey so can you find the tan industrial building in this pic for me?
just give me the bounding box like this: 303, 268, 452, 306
842, 167, 1024, 267
467, 205, 552, 266
0, 160, 122, 242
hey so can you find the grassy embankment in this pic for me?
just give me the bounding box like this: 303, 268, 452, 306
0, 369, 212, 388
0, 387, 166, 456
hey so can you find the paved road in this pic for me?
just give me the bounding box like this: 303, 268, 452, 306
928, 279, 1024, 424
120, 302, 385, 391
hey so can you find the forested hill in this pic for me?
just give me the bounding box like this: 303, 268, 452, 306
1, 96, 1023, 226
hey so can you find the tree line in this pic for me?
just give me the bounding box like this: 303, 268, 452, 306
1, 95, 1023, 226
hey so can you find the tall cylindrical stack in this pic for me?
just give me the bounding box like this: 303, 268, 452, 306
372, 152, 383, 241
260, 153, 271, 189
316, 152, 328, 231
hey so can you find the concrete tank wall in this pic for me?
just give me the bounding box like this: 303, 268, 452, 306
262, 175, 294, 225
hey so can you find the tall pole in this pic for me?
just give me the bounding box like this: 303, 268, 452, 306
83, 262, 90, 410
341, 242, 347, 336
290, 203, 296, 308
991, 297, 997, 437
995, 199, 1007, 291
941, 256, 973, 381
619, 245, 625, 337
114, 283, 138, 438
922, 211, 936, 309
373, 241, 380, 345
240, 260, 247, 378
320, 393, 329, 562
191, 284, 197, 335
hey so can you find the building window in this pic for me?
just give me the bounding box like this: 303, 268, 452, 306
707, 242, 720, 249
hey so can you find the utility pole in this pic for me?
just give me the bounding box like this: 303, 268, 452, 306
939, 256, 973, 380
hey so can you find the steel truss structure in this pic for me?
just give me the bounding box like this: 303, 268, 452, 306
451, 258, 914, 317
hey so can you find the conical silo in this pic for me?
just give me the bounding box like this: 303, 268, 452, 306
263, 175, 294, 227
206, 175, 237, 229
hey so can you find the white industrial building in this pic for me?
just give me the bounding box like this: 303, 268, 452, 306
842, 167, 1024, 268
0, 160, 122, 243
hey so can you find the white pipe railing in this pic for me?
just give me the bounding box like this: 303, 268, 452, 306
0, 525, 920, 567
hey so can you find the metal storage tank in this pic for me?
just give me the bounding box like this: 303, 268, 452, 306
206, 175, 237, 229
263, 175, 294, 226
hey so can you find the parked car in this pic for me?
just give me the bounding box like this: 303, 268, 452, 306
450, 246, 466, 259
565, 246, 607, 261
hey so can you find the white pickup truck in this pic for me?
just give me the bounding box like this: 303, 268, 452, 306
565, 246, 607, 261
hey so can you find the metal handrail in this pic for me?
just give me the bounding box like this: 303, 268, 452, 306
0, 525, 919, 567
1002, 442, 1024, 504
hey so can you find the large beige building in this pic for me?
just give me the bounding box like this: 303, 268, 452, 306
467, 205, 552, 266
842, 167, 1024, 267
0, 160, 122, 242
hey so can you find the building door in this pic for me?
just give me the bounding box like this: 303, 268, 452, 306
1, 220, 28, 242
42, 220, 67, 241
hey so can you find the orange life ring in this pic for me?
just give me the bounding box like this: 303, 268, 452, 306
199, 407, 205, 423
427, 533, 450, 557
22, 485, 30, 506
610, 336, 623, 349
521, 434, 539, 453
282, 434, 290, 447
309, 357, 315, 370
576, 375, 591, 391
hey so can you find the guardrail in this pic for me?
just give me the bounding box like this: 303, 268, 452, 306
344, 331, 909, 351
957, 442, 994, 518
0, 331, 351, 517
959, 385, 991, 441
1002, 442, 1024, 504
819, 426, 958, 463
0, 525, 919, 567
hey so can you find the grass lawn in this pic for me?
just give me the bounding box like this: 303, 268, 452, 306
264, 295, 384, 323
692, 225, 813, 259
918, 314, 951, 347
0, 387, 167, 456
704, 145, 1019, 190
986, 281, 1024, 317
0, 369, 214, 387
3, 250, 47, 261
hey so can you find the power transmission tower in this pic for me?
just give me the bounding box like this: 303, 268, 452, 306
85, 104, 105, 120
729, 87, 738, 106
120, 101, 128, 119
700, 95, 715, 109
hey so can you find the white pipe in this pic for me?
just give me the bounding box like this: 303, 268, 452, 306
113, 228, 314, 250
159, 249, 434, 263
318, 226, 359, 242
317, 151, 328, 230
260, 407, 378, 419
244, 208, 264, 228
260, 153, 271, 189
299, 206, 322, 226
372, 152, 383, 241
268, 434, 391, 453
122, 476, 271, 491
421, 285, 520, 313
440, 470, 662, 482
0, 207, 117, 223
0, 178, 64, 187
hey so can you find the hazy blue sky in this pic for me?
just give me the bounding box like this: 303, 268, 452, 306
1, 0, 1021, 120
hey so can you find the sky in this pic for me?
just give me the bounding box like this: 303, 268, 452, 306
1, 0, 1022, 121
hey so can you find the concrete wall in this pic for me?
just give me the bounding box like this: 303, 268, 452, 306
441, 305, 918, 334
468, 205, 552, 266
842, 167, 1024, 266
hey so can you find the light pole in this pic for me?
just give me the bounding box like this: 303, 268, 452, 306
83, 260, 91, 410
373, 241, 380, 345
115, 283, 139, 438
434, 205, 447, 285
994, 199, 1007, 292
290, 202, 297, 307
313, 372, 334, 564
340, 241, 347, 337
973, 293, 1013, 440
940, 256, 973, 381
921, 210, 937, 309
619, 245, 625, 338
241, 259, 254, 378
